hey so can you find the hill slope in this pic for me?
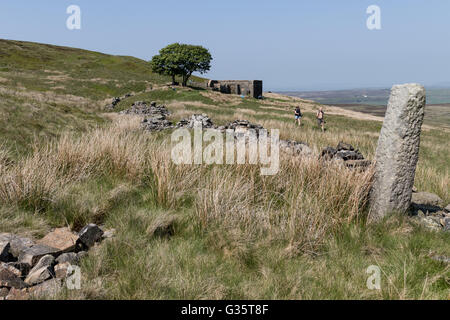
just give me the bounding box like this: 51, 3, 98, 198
0, 39, 178, 156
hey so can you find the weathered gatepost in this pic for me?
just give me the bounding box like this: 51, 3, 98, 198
369, 83, 426, 222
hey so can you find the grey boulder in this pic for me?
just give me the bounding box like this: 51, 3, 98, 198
56, 252, 79, 265
411, 192, 445, 212
78, 224, 104, 248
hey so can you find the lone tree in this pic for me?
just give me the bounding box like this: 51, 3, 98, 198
150, 43, 212, 87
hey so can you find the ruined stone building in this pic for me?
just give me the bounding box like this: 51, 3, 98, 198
208, 80, 263, 99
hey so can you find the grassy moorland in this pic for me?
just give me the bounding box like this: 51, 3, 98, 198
0, 40, 448, 300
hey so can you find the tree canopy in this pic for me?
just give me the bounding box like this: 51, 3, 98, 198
150, 43, 212, 87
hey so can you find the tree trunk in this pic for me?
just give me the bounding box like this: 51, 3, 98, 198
182, 73, 191, 87
171, 75, 176, 85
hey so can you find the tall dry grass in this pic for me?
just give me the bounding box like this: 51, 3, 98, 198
0, 116, 151, 210
0, 115, 374, 253
194, 156, 374, 255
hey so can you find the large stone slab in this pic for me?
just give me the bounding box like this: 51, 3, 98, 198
18, 244, 60, 267
370, 84, 426, 221
37, 228, 79, 252
0, 233, 34, 258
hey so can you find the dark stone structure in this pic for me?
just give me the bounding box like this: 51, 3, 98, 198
208, 80, 263, 99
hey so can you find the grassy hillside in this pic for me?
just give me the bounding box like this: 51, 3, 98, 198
0, 40, 448, 300
0, 39, 171, 98
0, 39, 181, 156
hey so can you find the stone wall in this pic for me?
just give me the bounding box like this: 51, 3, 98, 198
208, 80, 263, 98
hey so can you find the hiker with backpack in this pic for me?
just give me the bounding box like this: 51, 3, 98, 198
316, 107, 325, 132
294, 106, 303, 126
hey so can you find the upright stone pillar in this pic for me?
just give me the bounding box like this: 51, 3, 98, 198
370, 83, 426, 221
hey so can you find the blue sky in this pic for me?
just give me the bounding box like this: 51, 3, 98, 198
1, 0, 449, 91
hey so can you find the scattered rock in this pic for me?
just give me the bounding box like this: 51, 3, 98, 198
78, 224, 104, 248
18, 244, 59, 267
443, 217, 450, 232
120, 101, 170, 117
444, 204, 450, 213
335, 150, 364, 161
177, 114, 215, 129
105, 97, 121, 110
0, 233, 34, 259
141, 117, 174, 131
0, 287, 9, 299
412, 192, 444, 208
279, 140, 312, 157
28, 278, 62, 299
344, 159, 372, 169
412, 186, 418, 193
0, 262, 21, 278
336, 142, 354, 151
5, 287, 29, 300
320, 142, 366, 168
119, 101, 175, 131
37, 228, 79, 252
56, 252, 79, 265
54, 262, 71, 279
0, 264, 28, 289
222, 119, 264, 133
0, 224, 104, 298
6, 262, 30, 277
413, 215, 442, 232
102, 228, 116, 240
25, 255, 55, 285
105, 93, 135, 110
320, 147, 337, 160
411, 192, 445, 213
